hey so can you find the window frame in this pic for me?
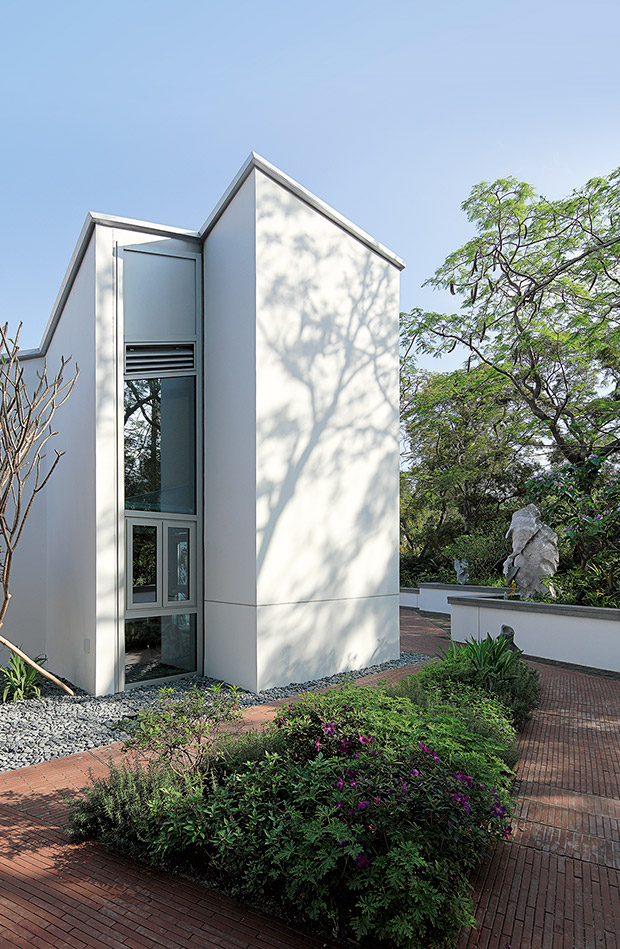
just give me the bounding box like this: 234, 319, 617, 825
125, 514, 197, 613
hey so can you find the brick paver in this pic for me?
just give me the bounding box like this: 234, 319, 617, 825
0, 609, 618, 948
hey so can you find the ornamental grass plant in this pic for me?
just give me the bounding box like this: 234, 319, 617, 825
408, 635, 541, 728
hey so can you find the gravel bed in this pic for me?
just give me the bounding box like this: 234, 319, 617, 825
0, 651, 429, 773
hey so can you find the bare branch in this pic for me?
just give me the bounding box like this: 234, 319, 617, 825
0, 323, 79, 696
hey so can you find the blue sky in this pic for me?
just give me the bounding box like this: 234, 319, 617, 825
2, 0, 620, 351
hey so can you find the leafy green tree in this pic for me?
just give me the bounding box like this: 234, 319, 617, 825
400, 362, 538, 581
402, 364, 538, 533
527, 455, 620, 598
402, 169, 620, 472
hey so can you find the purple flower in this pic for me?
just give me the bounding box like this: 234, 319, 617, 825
357, 800, 370, 811
502, 824, 513, 838
410, 769, 420, 777
334, 776, 344, 791
355, 853, 370, 869
418, 742, 431, 753
323, 722, 336, 737
491, 803, 508, 819
451, 792, 472, 814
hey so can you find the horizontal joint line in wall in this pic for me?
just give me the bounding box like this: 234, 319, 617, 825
204, 594, 397, 608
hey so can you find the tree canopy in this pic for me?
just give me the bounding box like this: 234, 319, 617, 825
399, 362, 538, 583
402, 169, 620, 467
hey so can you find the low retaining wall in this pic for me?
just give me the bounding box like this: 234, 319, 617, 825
417, 583, 508, 615
449, 596, 620, 674
400, 587, 419, 609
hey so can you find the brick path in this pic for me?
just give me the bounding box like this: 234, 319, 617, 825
0, 610, 618, 948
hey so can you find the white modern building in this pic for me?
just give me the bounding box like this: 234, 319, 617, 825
6, 154, 404, 696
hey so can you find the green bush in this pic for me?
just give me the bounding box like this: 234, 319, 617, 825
67, 681, 519, 949
268, 686, 514, 792
383, 679, 519, 770
66, 761, 186, 860
444, 528, 510, 584
414, 636, 541, 728
0, 651, 47, 702
122, 682, 242, 774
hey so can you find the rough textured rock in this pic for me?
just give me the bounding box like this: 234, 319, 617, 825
503, 503, 559, 599
454, 558, 470, 584
499, 624, 519, 653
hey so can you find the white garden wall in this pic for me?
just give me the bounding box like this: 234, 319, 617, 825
417, 583, 508, 615
399, 588, 419, 609
450, 596, 620, 673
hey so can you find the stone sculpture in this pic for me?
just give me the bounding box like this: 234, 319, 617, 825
454, 558, 469, 585
503, 503, 559, 599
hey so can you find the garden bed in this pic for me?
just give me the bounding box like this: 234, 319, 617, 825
449, 595, 620, 674
66, 637, 540, 949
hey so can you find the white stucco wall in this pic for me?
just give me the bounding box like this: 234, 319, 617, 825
202, 169, 400, 692
42, 234, 99, 693
203, 174, 258, 688
253, 171, 400, 689
418, 583, 508, 614
399, 588, 420, 609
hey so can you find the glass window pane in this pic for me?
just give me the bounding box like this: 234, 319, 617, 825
124, 376, 195, 514
124, 614, 197, 683
132, 525, 158, 603
168, 527, 190, 601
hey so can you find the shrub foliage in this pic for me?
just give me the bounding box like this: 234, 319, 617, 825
67, 655, 539, 949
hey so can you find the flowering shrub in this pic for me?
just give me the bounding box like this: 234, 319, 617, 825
68, 682, 520, 949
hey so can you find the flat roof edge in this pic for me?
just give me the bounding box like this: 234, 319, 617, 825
25, 156, 404, 359
88, 212, 200, 241
199, 152, 406, 271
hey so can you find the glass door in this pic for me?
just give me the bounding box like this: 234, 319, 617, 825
125, 515, 197, 683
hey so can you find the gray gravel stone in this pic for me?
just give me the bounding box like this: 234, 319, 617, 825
0, 651, 429, 773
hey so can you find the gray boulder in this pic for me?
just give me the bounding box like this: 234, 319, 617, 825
503, 503, 559, 599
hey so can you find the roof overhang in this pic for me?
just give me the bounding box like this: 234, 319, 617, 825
200, 152, 406, 271
21, 153, 405, 359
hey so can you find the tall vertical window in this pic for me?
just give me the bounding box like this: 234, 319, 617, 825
123, 373, 197, 684
124, 376, 196, 514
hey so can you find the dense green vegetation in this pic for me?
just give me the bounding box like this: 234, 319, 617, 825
67, 639, 539, 949
400, 167, 620, 602
0, 651, 46, 702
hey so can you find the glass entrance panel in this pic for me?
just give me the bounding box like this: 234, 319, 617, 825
167, 526, 190, 602
124, 614, 197, 684
132, 524, 158, 603
124, 376, 196, 514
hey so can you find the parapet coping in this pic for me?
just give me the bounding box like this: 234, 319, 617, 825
447, 595, 620, 622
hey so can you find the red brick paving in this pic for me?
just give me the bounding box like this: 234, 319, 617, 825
0, 609, 618, 948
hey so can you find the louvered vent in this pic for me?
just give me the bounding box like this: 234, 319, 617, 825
125, 344, 195, 376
